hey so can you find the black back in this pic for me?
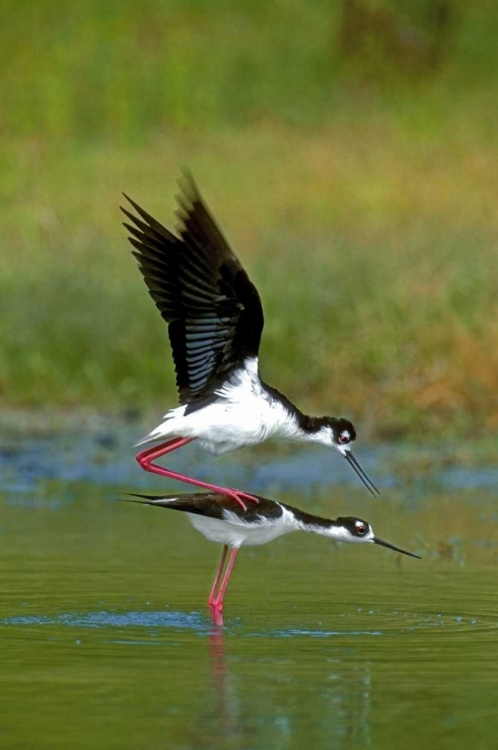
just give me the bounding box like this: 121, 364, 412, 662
124, 492, 284, 523
123, 492, 342, 530
122, 174, 264, 410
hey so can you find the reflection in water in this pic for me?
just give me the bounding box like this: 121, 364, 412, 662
3, 607, 377, 746
2, 597, 498, 748
204, 622, 373, 748
343, 661, 372, 747
207, 625, 248, 747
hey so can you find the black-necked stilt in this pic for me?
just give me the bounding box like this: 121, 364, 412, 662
121, 174, 379, 511
123, 492, 420, 621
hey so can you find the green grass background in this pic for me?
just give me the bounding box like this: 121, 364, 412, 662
1, 0, 498, 439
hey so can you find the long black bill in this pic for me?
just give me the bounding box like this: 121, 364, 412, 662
345, 451, 380, 497
373, 537, 421, 559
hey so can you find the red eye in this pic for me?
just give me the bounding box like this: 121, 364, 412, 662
338, 434, 350, 444
355, 523, 367, 535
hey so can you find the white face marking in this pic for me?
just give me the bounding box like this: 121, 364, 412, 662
311, 426, 344, 452
333, 521, 374, 544
365, 526, 375, 543
313, 427, 354, 455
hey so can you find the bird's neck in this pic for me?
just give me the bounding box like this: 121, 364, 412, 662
262, 382, 330, 443
296, 414, 330, 434
291, 507, 342, 540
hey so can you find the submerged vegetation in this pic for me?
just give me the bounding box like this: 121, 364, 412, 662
1, 1, 498, 439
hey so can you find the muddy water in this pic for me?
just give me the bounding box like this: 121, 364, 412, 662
1, 426, 497, 749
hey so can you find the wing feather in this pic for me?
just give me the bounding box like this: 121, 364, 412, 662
122, 173, 264, 407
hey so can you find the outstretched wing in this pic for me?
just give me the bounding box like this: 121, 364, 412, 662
122, 173, 264, 409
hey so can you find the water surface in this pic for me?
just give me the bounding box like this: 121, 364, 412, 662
1, 426, 497, 748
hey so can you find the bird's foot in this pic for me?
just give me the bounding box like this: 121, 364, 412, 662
226, 489, 259, 512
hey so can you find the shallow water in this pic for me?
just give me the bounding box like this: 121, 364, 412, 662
1, 426, 498, 748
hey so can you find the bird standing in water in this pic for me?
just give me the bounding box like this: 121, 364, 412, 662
123, 492, 420, 623
122, 174, 379, 511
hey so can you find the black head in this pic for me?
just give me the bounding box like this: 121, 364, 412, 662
327, 417, 356, 448
336, 516, 371, 538
303, 415, 378, 496
326, 418, 379, 497
335, 515, 421, 558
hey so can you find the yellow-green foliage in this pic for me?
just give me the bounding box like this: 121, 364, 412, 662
2, 1, 498, 140
1, 2, 498, 438
2, 123, 498, 438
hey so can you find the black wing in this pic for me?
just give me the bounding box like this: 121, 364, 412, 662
122, 493, 284, 523
121, 173, 264, 409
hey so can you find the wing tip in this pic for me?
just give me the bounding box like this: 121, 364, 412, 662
178, 167, 199, 200
175, 169, 204, 229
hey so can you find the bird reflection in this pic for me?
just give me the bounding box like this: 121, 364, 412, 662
201, 619, 373, 748
206, 621, 251, 747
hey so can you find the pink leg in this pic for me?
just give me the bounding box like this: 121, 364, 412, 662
210, 606, 224, 627
136, 437, 259, 512
208, 545, 229, 608
210, 547, 239, 614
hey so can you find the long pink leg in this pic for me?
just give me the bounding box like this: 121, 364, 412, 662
210, 606, 224, 627
208, 545, 229, 608
211, 547, 239, 613
136, 437, 259, 511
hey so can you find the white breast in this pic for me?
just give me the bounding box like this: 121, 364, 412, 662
138, 357, 300, 454
187, 505, 299, 548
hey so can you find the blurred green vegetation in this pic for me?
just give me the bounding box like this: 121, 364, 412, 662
2, 0, 498, 139
1, 1, 498, 439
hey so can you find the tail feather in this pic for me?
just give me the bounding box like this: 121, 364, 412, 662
120, 493, 182, 507
118, 491, 237, 518
134, 432, 165, 448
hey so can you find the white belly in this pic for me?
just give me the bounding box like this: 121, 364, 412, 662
190, 398, 281, 454
136, 358, 298, 454
187, 506, 299, 547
